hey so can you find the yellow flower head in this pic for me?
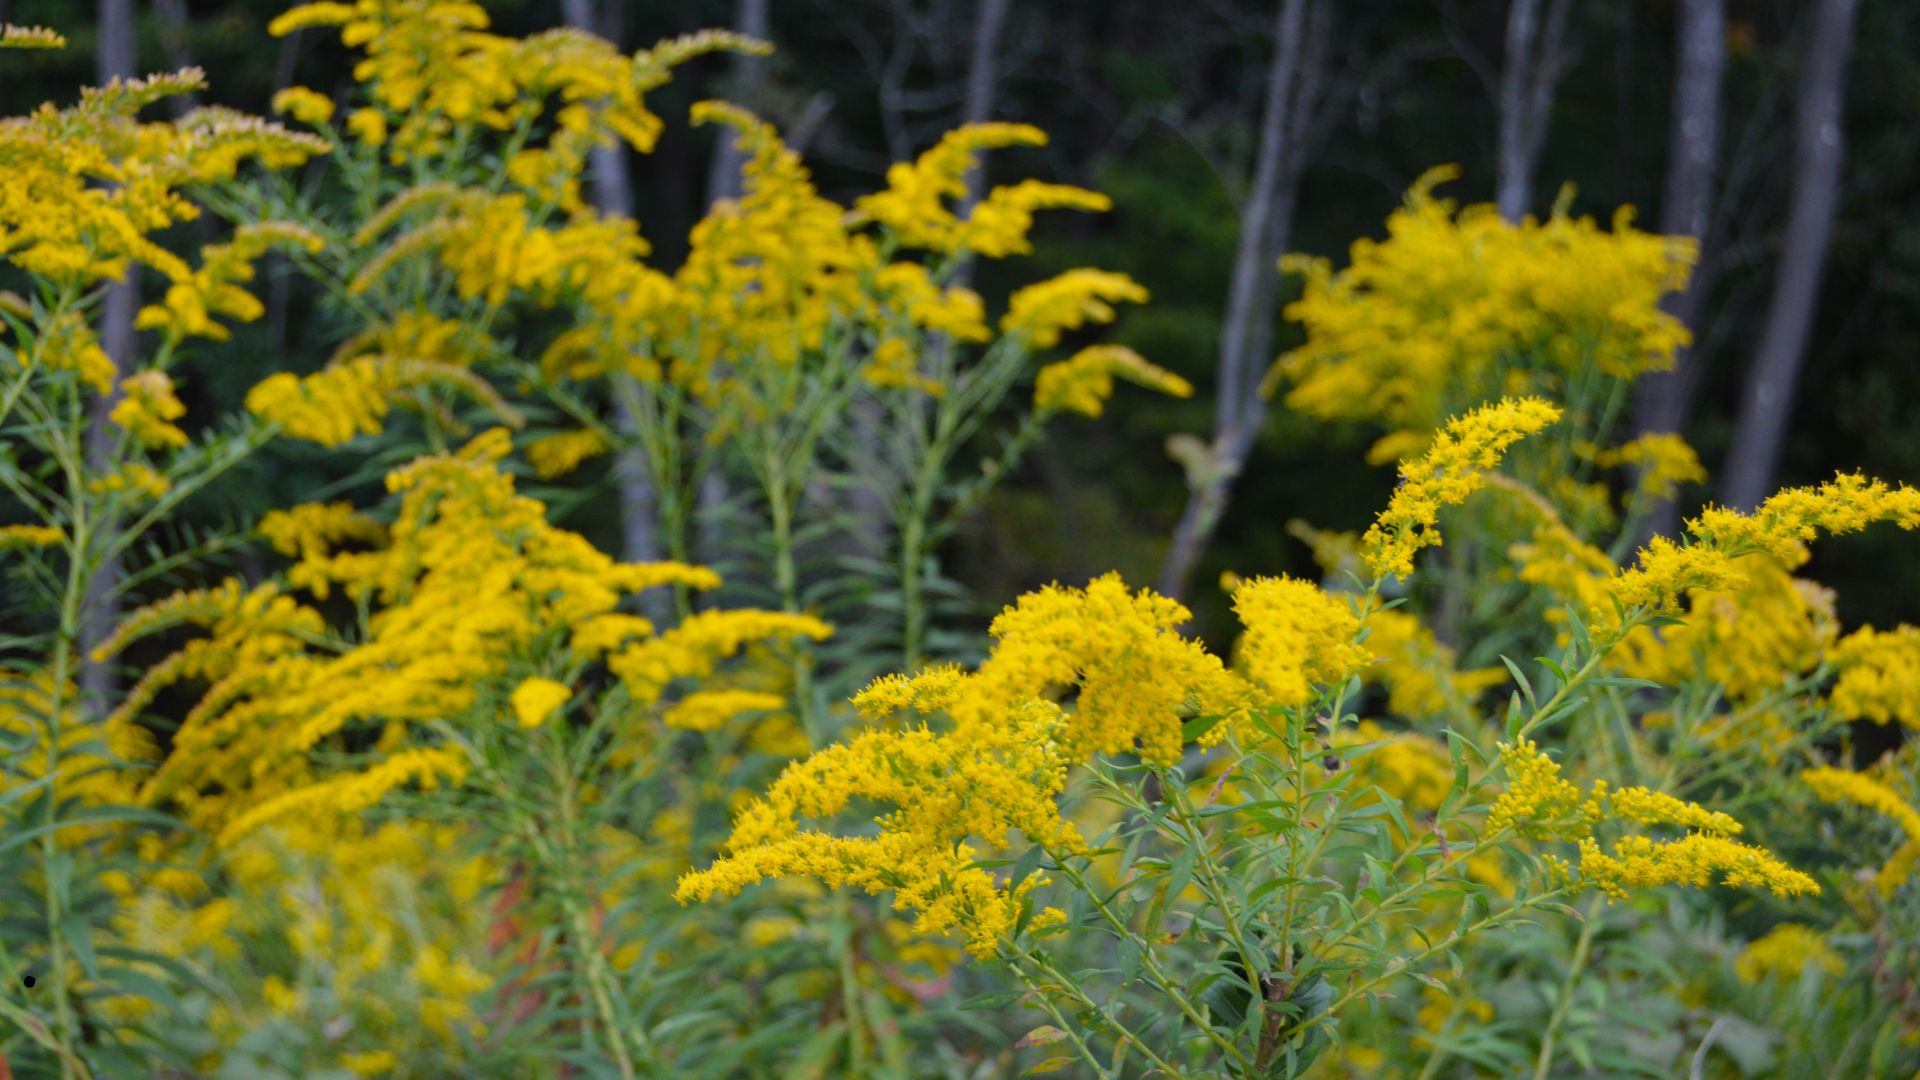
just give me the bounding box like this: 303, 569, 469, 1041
1827, 624, 1920, 729
509, 677, 571, 729
271, 85, 336, 126
1000, 269, 1148, 349
110, 370, 190, 449
1033, 345, 1191, 418
1229, 575, 1369, 709
1363, 396, 1562, 579
1269, 165, 1693, 434
1734, 923, 1844, 985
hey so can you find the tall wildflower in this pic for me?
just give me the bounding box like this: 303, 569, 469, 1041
1362, 396, 1562, 579
1268, 165, 1693, 458
99, 430, 825, 843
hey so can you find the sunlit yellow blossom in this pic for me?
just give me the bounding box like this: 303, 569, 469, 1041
1489, 740, 1810, 898
215, 746, 471, 846
1589, 432, 1706, 502
612, 610, 832, 706
110, 370, 190, 449
1825, 624, 1920, 729
1487, 740, 1584, 837
510, 677, 571, 729
849, 123, 1113, 258
1612, 554, 1835, 705
1000, 269, 1148, 348
1269, 165, 1692, 434
1601, 536, 1745, 625
1577, 833, 1819, 900
88, 462, 171, 500
1691, 472, 1920, 564
30, 312, 117, 392
1599, 784, 1741, 834
526, 427, 611, 479
661, 689, 787, 732
852, 665, 971, 721
340, 1050, 400, 1078
1363, 396, 1562, 579
1735, 924, 1844, 985
1801, 765, 1920, 896
1034, 344, 1191, 417
1229, 575, 1369, 708
0, 523, 64, 550
1, 669, 156, 813
246, 355, 520, 446
974, 573, 1254, 762
346, 107, 386, 146
271, 86, 335, 126
684, 574, 1261, 958
138, 222, 325, 343
0, 69, 322, 285
1342, 720, 1456, 814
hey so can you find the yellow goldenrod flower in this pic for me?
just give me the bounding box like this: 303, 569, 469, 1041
527, 427, 611, 479
271, 85, 335, 126
1033, 344, 1191, 418
88, 462, 171, 501
1356, 607, 1507, 719
510, 677, 571, 729
1734, 923, 1844, 985
1577, 833, 1819, 900
1487, 740, 1584, 837
0, 71, 322, 286
246, 355, 519, 446
136, 223, 326, 343
1826, 624, 1920, 729
1589, 432, 1706, 502
0, 523, 64, 550
215, 746, 471, 847
660, 689, 787, 733
1801, 765, 1920, 896
852, 123, 1110, 258
1363, 396, 1562, 579
1612, 554, 1836, 707
1268, 165, 1693, 435
1691, 472, 1920, 565
1000, 269, 1148, 348
1229, 575, 1370, 708
110, 369, 190, 449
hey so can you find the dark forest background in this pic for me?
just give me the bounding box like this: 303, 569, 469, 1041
6, 0, 1917, 644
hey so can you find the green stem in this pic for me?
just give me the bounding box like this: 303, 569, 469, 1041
1532, 894, 1605, 1080
1051, 855, 1254, 1073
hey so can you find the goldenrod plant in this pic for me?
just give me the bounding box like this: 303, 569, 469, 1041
4, 6, 1920, 1079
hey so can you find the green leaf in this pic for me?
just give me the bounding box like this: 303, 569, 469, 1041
1500, 656, 1535, 707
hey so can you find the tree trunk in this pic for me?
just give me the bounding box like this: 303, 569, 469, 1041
705, 0, 771, 203
82, 0, 139, 712
561, 0, 666, 613
1720, 0, 1858, 511
1155, 0, 1309, 600
1495, 0, 1573, 221
959, 0, 1011, 209
154, 0, 199, 115
1633, 0, 1725, 536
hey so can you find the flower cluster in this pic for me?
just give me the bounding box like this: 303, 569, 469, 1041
1489, 742, 1817, 900
98, 429, 826, 843
1362, 395, 1563, 578
682, 571, 1383, 957
1267, 165, 1693, 456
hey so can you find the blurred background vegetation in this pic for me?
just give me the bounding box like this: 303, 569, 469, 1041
5, 0, 1915, 646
